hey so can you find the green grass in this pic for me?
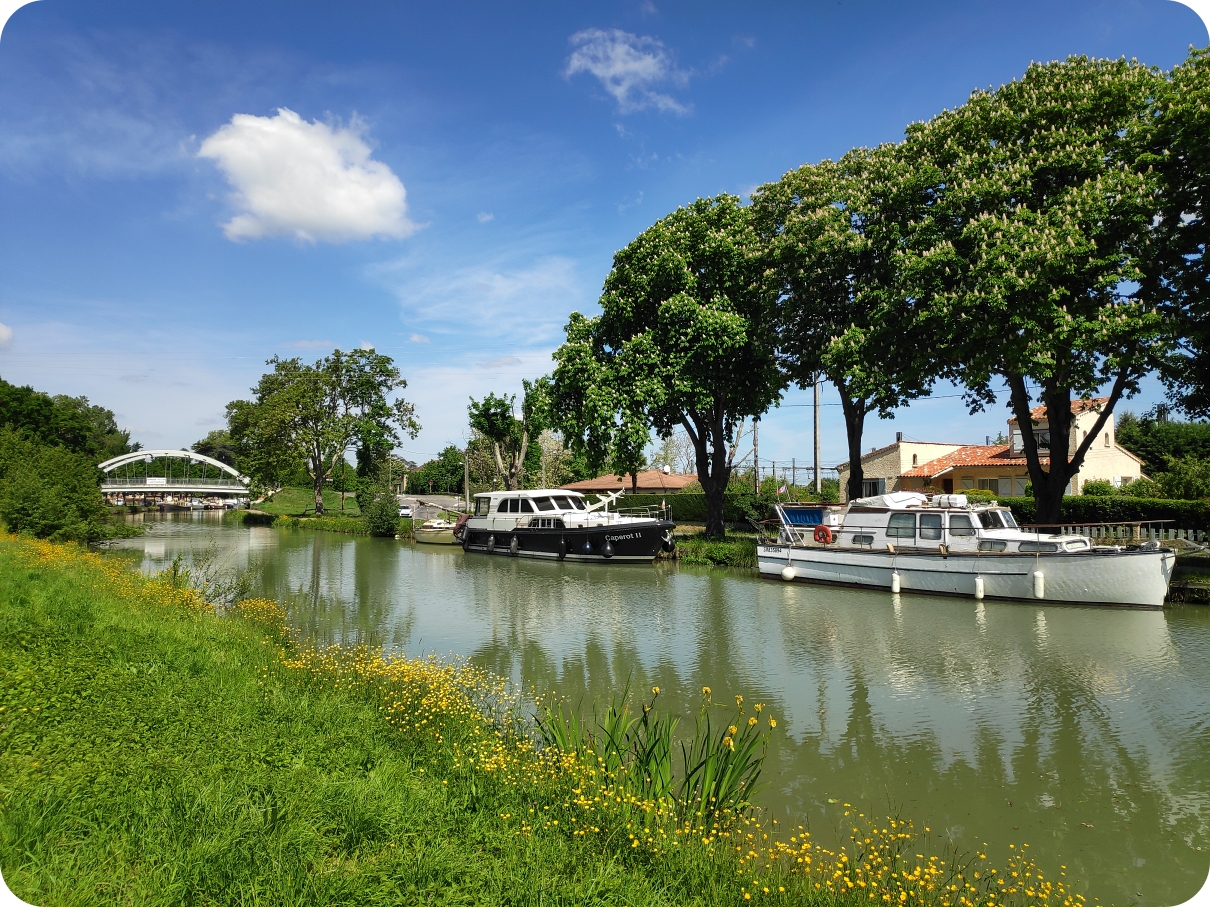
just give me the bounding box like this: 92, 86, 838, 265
0, 537, 1082, 907
258, 485, 360, 517
667, 534, 758, 569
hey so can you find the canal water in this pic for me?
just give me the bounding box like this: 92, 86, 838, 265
109, 513, 1210, 906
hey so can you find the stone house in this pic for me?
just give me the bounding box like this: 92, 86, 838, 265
835, 398, 1145, 501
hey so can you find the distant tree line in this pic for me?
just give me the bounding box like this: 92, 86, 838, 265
0, 376, 138, 541
542, 50, 1210, 536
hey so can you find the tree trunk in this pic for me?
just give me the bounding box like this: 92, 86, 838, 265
837, 379, 868, 502
683, 414, 728, 539
1006, 370, 1131, 525
313, 464, 325, 515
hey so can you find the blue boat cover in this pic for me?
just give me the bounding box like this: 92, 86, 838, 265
782, 506, 824, 526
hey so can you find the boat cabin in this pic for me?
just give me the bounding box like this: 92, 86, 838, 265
777, 492, 1092, 554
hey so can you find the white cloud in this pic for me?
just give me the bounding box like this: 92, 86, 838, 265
408, 333, 430, 343
198, 108, 417, 243
359, 340, 375, 350
0, 321, 11, 348
565, 28, 690, 114
477, 212, 494, 223
476, 356, 522, 370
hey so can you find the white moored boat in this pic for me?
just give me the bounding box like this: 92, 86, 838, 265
757, 492, 1176, 608
459, 489, 676, 562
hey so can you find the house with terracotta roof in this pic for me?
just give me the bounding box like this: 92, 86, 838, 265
836, 398, 1145, 501
559, 469, 698, 495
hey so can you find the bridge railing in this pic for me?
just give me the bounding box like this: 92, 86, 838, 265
103, 477, 249, 488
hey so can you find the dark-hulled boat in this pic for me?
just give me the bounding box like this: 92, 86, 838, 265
458, 489, 675, 562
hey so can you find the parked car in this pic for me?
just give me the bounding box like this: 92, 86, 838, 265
399, 504, 413, 518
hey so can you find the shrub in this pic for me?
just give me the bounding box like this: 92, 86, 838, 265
0, 430, 126, 542
956, 488, 997, 502
361, 489, 401, 537
1156, 456, 1210, 500
1080, 479, 1118, 496
1121, 477, 1163, 497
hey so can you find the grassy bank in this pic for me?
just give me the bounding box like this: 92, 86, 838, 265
666, 533, 759, 569
0, 537, 1081, 906
258, 485, 360, 517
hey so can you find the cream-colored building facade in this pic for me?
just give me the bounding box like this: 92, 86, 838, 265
836, 399, 1145, 502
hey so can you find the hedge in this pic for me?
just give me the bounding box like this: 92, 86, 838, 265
998, 496, 1210, 530
602, 492, 772, 524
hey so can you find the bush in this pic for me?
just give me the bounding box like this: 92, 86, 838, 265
955, 488, 997, 502
1001, 495, 1210, 530
0, 430, 126, 542
361, 489, 402, 537
1155, 456, 1210, 500
1081, 479, 1118, 496
1121, 477, 1163, 497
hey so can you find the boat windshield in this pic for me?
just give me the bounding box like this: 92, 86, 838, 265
567, 497, 586, 510
998, 509, 1018, 528
550, 496, 573, 510
978, 510, 1006, 529
532, 497, 555, 512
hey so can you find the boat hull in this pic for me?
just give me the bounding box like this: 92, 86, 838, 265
757, 544, 1176, 608
414, 528, 457, 545
463, 520, 674, 563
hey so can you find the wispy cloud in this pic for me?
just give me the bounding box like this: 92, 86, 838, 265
370, 255, 589, 345
199, 108, 417, 243
565, 29, 690, 115
0, 322, 11, 349
408, 333, 430, 343
477, 211, 494, 223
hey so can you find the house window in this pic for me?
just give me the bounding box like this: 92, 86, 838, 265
919, 513, 943, 541
960, 477, 974, 490
1104, 432, 1110, 447
862, 479, 884, 498
912, 453, 918, 466
887, 513, 916, 539
978, 478, 999, 494
948, 514, 976, 536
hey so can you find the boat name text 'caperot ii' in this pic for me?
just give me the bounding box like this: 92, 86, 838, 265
458, 489, 675, 563
757, 492, 1175, 608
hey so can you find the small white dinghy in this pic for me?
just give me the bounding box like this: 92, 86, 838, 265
413, 518, 459, 545
757, 492, 1176, 608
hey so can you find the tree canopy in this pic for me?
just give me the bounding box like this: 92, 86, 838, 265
549, 195, 783, 537
0, 377, 137, 461
753, 143, 939, 501
468, 381, 545, 491
904, 55, 1171, 522
226, 349, 419, 514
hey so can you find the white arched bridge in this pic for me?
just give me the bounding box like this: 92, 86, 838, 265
99, 449, 250, 502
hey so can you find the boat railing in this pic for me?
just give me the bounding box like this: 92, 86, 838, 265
1022, 521, 1205, 543
613, 505, 669, 520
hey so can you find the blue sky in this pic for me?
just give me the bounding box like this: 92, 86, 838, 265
0, 0, 1205, 470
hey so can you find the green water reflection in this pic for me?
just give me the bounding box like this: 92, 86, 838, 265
111, 513, 1210, 905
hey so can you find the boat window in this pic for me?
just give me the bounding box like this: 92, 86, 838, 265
509, 498, 522, 513
533, 497, 555, 512
850, 534, 874, 546
919, 513, 943, 541
1019, 541, 1059, 553
1065, 539, 1089, 551
497, 499, 510, 513
549, 496, 570, 510
886, 513, 916, 539
475, 497, 491, 516
520, 498, 535, 513
948, 514, 976, 536
998, 510, 1018, 528
567, 497, 586, 510
977, 540, 1007, 552
978, 510, 1004, 529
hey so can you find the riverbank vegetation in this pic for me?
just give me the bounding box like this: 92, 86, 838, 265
0, 534, 1084, 906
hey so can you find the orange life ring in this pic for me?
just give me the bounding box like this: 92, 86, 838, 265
813, 525, 834, 544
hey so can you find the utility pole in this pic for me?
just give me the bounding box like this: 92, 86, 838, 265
753, 418, 759, 494
814, 377, 822, 496
464, 450, 471, 511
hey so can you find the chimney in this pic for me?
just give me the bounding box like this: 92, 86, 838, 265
896, 431, 903, 442
985, 435, 990, 446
